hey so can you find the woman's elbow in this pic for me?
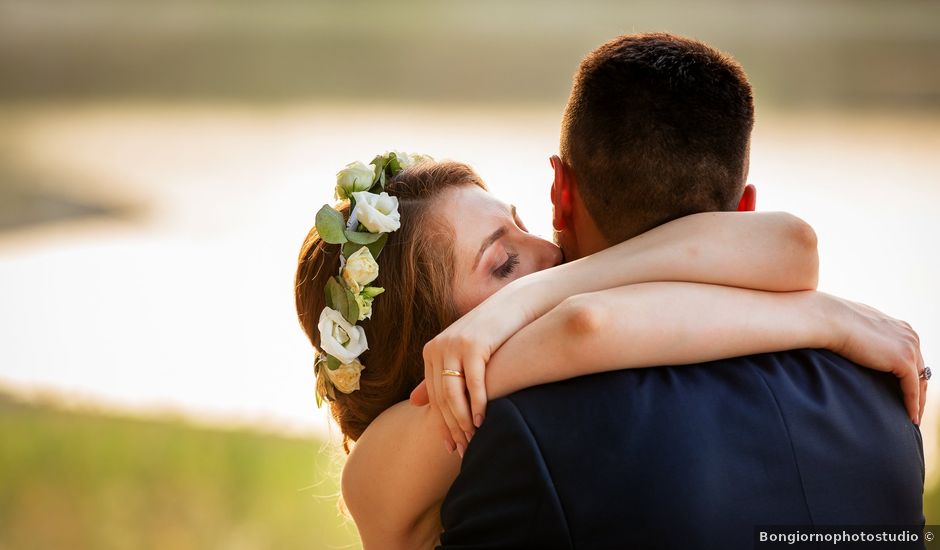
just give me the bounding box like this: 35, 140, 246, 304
787, 215, 819, 289
558, 294, 609, 338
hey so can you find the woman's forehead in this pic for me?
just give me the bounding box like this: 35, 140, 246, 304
446, 186, 511, 263
446, 185, 510, 219
451, 187, 508, 229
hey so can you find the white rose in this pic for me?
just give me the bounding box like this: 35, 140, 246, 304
351, 191, 401, 233
354, 286, 384, 320
410, 153, 433, 165
317, 307, 368, 364
342, 246, 379, 294
393, 151, 414, 169
325, 358, 366, 394
335, 161, 375, 200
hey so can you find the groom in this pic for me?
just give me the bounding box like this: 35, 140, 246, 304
437, 33, 925, 549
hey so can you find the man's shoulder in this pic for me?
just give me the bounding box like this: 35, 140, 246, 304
500, 348, 858, 409
489, 347, 903, 437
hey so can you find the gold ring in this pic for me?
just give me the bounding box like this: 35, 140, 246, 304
442, 369, 464, 377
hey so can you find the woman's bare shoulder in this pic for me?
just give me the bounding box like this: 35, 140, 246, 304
342, 400, 460, 548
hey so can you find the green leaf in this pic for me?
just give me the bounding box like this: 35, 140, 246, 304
342, 241, 361, 258
370, 154, 390, 177
325, 277, 349, 320
342, 286, 360, 325
315, 205, 348, 244
315, 387, 323, 408
361, 286, 384, 298
327, 354, 340, 371
322, 283, 334, 310
345, 230, 383, 245
386, 154, 402, 175
368, 170, 386, 194
343, 232, 388, 259
365, 232, 389, 259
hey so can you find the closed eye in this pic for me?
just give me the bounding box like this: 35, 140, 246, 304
494, 252, 519, 279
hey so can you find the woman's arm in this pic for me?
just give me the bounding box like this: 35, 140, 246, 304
425, 283, 924, 448
484, 284, 924, 425
482, 211, 816, 352
422, 212, 817, 446
514, 211, 817, 322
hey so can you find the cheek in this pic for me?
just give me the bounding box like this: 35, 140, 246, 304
453, 276, 498, 316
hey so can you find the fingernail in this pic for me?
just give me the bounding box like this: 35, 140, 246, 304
464, 431, 473, 442
474, 414, 483, 428
456, 443, 466, 458
444, 440, 455, 454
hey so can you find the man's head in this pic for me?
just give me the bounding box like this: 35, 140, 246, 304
551, 32, 756, 260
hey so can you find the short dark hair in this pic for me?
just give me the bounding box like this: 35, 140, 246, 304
560, 33, 755, 242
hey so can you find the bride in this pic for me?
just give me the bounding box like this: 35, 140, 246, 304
294, 153, 924, 549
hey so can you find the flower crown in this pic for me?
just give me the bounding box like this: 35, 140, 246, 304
314, 151, 432, 406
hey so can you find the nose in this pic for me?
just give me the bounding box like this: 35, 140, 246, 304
538, 236, 563, 269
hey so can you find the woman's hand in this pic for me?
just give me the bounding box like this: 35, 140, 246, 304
822, 293, 927, 424
417, 299, 526, 455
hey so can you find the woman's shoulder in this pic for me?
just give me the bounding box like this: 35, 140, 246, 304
342, 400, 460, 548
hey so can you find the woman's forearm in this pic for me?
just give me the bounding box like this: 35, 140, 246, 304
485, 211, 818, 341
485, 282, 832, 399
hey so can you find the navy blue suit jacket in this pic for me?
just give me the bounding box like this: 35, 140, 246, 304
438, 349, 924, 549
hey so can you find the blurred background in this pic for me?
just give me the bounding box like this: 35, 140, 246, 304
0, 1, 938, 548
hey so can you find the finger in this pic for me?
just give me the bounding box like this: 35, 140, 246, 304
444, 375, 474, 436
424, 344, 454, 451
434, 410, 455, 454
920, 378, 928, 424
464, 354, 488, 429
898, 368, 920, 425
431, 352, 465, 451
443, 355, 474, 437
423, 343, 435, 404
917, 352, 927, 423
410, 380, 430, 406
439, 393, 468, 453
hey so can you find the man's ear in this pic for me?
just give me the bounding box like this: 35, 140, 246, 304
737, 184, 757, 212
550, 155, 575, 230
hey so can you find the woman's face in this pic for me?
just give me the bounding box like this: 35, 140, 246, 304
443, 185, 563, 315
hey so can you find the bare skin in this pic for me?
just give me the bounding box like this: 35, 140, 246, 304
342, 185, 925, 550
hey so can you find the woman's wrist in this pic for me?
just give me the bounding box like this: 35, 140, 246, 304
497, 269, 558, 325
811, 291, 848, 354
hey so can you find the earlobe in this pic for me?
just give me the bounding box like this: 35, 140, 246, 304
737, 184, 757, 212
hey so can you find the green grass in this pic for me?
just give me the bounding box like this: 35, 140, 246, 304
0, 392, 360, 550
1, 390, 936, 549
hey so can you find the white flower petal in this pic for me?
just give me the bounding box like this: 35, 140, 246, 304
317, 307, 368, 364
351, 191, 401, 233
341, 246, 379, 294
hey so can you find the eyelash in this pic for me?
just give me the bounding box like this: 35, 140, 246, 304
494, 252, 520, 279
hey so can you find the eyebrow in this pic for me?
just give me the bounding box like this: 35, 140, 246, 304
473, 226, 507, 271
